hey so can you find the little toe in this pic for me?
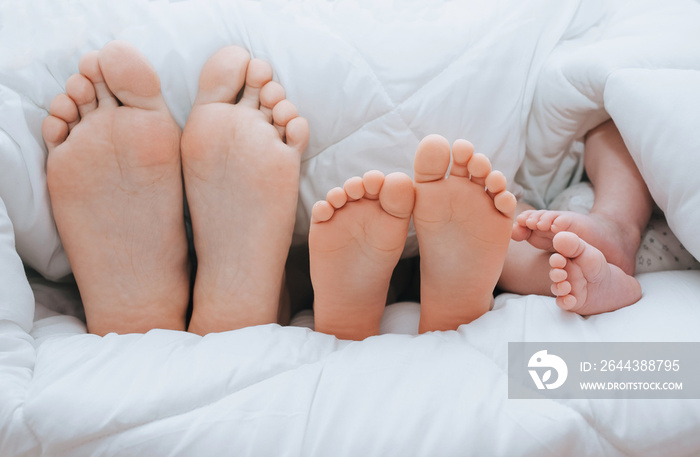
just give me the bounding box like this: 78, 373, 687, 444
240, 58, 273, 109
556, 295, 577, 310
79, 50, 118, 108
467, 153, 492, 187
362, 170, 385, 199
414, 134, 451, 183
49, 93, 79, 128
511, 222, 532, 242
98, 41, 168, 111
42, 115, 69, 151
312, 200, 335, 223
326, 187, 347, 209
379, 172, 415, 219
65, 73, 97, 118
195, 45, 250, 105
449, 139, 474, 178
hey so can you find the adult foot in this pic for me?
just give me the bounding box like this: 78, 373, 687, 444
309, 171, 414, 340
43, 41, 190, 335
549, 232, 641, 315
181, 46, 309, 335
512, 209, 639, 275
413, 135, 516, 333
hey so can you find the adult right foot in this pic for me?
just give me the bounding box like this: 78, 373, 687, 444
309, 171, 414, 340
181, 46, 309, 335
43, 41, 190, 335
413, 135, 516, 333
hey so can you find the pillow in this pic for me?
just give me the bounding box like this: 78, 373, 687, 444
605, 68, 700, 261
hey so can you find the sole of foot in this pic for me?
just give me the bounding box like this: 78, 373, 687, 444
180, 46, 309, 335
513, 209, 640, 275
549, 231, 642, 315
309, 170, 414, 340
43, 41, 190, 335
413, 134, 516, 333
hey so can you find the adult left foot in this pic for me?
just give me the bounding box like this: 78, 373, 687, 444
309, 171, 414, 340
413, 135, 516, 333
181, 46, 309, 335
549, 231, 642, 315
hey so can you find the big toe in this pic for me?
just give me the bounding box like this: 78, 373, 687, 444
195, 45, 251, 105
414, 134, 451, 183
98, 40, 167, 111
379, 172, 415, 219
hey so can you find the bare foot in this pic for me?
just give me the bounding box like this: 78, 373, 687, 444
512, 209, 639, 275
549, 231, 641, 315
181, 46, 309, 335
43, 41, 190, 335
413, 135, 516, 333
309, 171, 414, 340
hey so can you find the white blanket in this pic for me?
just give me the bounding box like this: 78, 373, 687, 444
2, 0, 700, 455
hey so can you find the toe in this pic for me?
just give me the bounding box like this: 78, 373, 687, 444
195, 45, 250, 105
79, 50, 118, 108
551, 280, 572, 296
511, 222, 531, 242
552, 231, 585, 258
98, 41, 167, 111
485, 170, 507, 195
65, 73, 97, 118
550, 213, 574, 234
556, 295, 577, 310
549, 268, 567, 283
326, 187, 348, 209
42, 115, 69, 151
343, 176, 365, 201
549, 252, 567, 269
284, 116, 309, 153
516, 210, 536, 226
312, 200, 335, 223
494, 191, 517, 219
240, 58, 273, 109
449, 139, 474, 178
414, 134, 450, 183
536, 211, 559, 231
525, 210, 546, 230
260, 81, 286, 121
49, 93, 79, 128
362, 170, 385, 199
272, 99, 299, 129
467, 153, 491, 187
379, 172, 415, 219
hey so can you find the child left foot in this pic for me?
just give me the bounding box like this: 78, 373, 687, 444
309, 171, 414, 340
549, 231, 642, 315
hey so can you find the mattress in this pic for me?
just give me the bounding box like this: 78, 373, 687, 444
1, 0, 700, 455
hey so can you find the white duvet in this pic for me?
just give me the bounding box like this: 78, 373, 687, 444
2, 0, 700, 455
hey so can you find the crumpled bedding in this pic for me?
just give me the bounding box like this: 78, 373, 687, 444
1, 0, 700, 455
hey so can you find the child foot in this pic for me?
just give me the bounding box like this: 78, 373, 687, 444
549, 231, 642, 315
513, 210, 639, 275
413, 135, 516, 333
43, 41, 190, 335
309, 171, 414, 340
181, 46, 309, 335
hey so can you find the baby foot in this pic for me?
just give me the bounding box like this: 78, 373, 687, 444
549, 231, 642, 315
309, 171, 414, 340
413, 135, 516, 333
181, 46, 309, 335
513, 210, 639, 275
43, 41, 190, 335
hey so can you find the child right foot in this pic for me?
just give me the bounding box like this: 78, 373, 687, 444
309, 171, 414, 340
413, 135, 516, 333
549, 232, 642, 315
43, 41, 190, 335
